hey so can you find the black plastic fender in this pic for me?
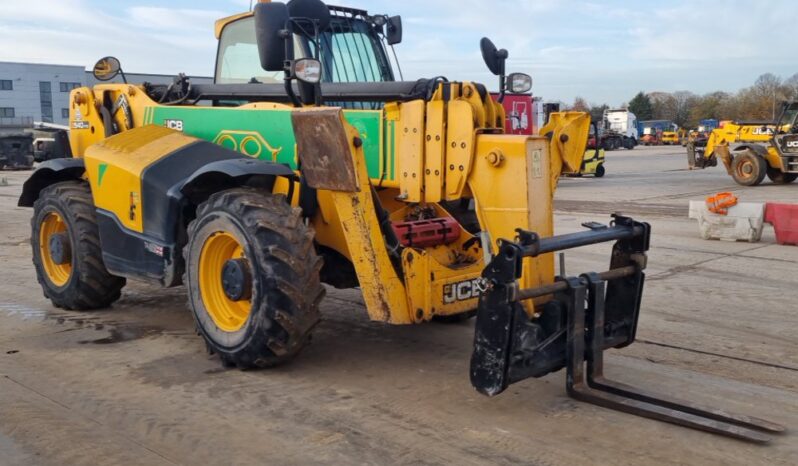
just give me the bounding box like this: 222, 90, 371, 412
18, 158, 85, 207
179, 158, 297, 205
732, 143, 770, 158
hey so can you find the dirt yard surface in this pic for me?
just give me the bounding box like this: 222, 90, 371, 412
0, 145, 796, 465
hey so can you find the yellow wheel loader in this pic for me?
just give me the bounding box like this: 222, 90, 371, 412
661, 130, 679, 145
687, 107, 798, 185
18, 0, 784, 442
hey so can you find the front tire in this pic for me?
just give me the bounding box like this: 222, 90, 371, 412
731, 150, 767, 186
595, 163, 606, 177
31, 181, 125, 310
185, 188, 324, 368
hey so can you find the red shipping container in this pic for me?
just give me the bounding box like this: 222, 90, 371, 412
764, 202, 798, 246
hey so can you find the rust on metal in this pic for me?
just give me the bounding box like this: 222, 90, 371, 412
291, 107, 359, 192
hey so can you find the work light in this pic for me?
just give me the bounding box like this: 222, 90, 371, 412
293, 58, 322, 84
507, 73, 532, 94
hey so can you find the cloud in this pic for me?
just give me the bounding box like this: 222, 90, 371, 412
127, 7, 228, 33
0, 0, 795, 105
0, 0, 223, 75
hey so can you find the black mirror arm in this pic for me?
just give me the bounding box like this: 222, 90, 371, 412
279, 25, 302, 107
496, 49, 508, 104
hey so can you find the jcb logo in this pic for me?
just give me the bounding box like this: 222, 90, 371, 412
786, 140, 798, 148
752, 127, 773, 135
164, 119, 183, 131
443, 278, 482, 304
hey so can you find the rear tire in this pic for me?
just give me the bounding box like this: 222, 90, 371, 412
595, 164, 606, 177
730, 150, 767, 186
31, 181, 125, 310
185, 188, 324, 368
766, 167, 797, 184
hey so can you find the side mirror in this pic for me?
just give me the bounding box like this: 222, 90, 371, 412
254, 2, 290, 72
481, 37, 509, 102
93, 57, 122, 81
480, 37, 507, 76
386, 15, 402, 45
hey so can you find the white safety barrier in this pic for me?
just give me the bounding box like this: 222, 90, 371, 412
688, 201, 765, 242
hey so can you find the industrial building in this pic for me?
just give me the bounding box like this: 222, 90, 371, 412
0, 61, 211, 128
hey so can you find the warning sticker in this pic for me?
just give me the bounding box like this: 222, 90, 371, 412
530, 149, 542, 178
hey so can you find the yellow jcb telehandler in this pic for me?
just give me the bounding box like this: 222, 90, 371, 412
687, 107, 798, 185
18, 0, 783, 442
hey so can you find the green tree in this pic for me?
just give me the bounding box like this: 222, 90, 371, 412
671, 91, 699, 128
628, 91, 653, 120
783, 73, 798, 100
589, 103, 609, 123
689, 91, 729, 127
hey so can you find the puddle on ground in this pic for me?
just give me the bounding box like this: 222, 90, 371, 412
78, 327, 150, 345
0, 302, 48, 320
0, 301, 162, 345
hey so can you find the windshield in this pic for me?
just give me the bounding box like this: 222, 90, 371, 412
313, 19, 394, 82
215, 16, 394, 84
779, 103, 798, 132
216, 17, 283, 84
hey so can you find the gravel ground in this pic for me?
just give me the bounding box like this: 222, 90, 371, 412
0, 145, 796, 465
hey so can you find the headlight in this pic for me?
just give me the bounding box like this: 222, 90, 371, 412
506, 73, 532, 94
293, 59, 322, 84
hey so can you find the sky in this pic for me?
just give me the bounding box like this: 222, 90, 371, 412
1, 0, 796, 106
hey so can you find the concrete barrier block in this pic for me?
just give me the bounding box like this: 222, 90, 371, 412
688, 201, 764, 242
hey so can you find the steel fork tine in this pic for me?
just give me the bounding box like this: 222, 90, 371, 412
563, 275, 782, 443
584, 274, 784, 433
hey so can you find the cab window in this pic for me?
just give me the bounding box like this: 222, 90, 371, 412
216, 17, 285, 84
216, 16, 393, 85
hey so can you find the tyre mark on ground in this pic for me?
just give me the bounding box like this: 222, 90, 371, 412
1, 375, 178, 465
636, 340, 798, 372
555, 199, 687, 217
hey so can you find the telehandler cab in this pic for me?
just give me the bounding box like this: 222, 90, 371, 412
19, 0, 783, 442
687, 105, 798, 185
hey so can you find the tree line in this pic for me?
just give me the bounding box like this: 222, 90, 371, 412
566, 72, 798, 129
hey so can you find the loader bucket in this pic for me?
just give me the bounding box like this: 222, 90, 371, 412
470, 215, 786, 443
539, 112, 590, 184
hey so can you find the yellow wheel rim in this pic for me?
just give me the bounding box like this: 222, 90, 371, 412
198, 232, 252, 332
736, 159, 755, 179
39, 212, 72, 287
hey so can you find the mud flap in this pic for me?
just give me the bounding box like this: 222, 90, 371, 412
291, 107, 359, 192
